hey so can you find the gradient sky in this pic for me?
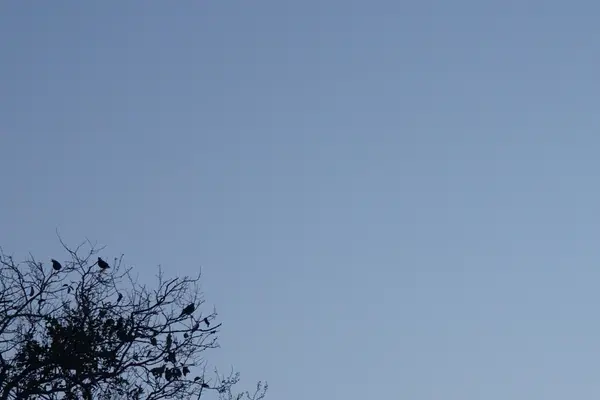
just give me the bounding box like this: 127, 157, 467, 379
2, 1, 600, 399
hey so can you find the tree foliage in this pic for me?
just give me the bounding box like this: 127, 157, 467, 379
0, 239, 267, 400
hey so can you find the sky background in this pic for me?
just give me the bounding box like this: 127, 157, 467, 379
2, 1, 600, 399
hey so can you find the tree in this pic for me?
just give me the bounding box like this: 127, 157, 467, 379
0, 239, 268, 400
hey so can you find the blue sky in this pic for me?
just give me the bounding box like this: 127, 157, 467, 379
2, 1, 600, 399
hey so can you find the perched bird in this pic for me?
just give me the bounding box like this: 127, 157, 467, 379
51, 259, 62, 271
29, 287, 34, 296
180, 303, 195, 317
116, 292, 123, 303
203, 317, 210, 327
97, 257, 110, 270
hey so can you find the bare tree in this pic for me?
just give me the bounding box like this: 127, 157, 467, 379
0, 239, 268, 400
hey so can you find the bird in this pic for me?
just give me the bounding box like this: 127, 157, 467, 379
97, 257, 110, 270
51, 259, 62, 271
179, 303, 195, 317
203, 317, 210, 327
29, 287, 34, 296
116, 292, 123, 303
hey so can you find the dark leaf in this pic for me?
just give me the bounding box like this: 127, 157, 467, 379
173, 367, 182, 379
150, 366, 165, 378
165, 352, 176, 364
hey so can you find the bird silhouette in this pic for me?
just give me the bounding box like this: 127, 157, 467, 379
180, 303, 195, 317
116, 292, 123, 303
51, 259, 62, 271
203, 317, 210, 327
97, 257, 110, 270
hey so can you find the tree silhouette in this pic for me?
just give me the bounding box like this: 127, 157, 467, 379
0, 239, 268, 400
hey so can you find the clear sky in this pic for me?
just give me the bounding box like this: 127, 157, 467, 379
2, 1, 600, 399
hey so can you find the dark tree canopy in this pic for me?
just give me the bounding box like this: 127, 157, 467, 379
0, 240, 267, 400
